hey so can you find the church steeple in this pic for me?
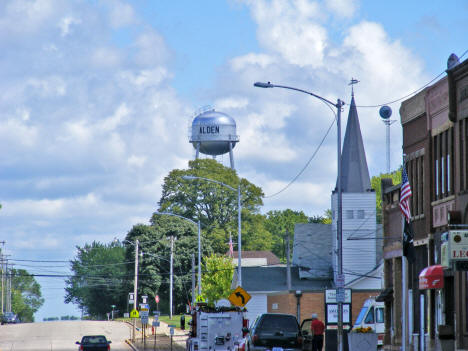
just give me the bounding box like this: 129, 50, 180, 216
337, 92, 371, 192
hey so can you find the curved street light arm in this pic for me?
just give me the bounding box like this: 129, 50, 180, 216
254, 81, 345, 108
154, 211, 198, 226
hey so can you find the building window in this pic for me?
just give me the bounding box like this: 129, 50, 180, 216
433, 128, 454, 200
407, 151, 425, 217
346, 210, 354, 219
357, 210, 365, 219
447, 154, 450, 193
441, 156, 445, 195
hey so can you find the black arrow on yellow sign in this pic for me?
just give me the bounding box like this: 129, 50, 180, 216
235, 292, 245, 304
229, 286, 251, 307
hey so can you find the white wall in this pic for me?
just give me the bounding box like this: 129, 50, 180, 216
244, 294, 267, 325
331, 192, 377, 285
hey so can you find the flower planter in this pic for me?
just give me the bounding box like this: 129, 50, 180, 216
348, 332, 378, 351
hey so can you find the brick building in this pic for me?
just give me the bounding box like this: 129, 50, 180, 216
381, 54, 468, 350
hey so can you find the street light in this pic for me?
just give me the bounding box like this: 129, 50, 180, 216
254, 81, 345, 351
153, 211, 202, 316
182, 175, 243, 287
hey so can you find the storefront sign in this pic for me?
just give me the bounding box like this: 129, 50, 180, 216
325, 289, 351, 303
449, 230, 468, 260
326, 303, 351, 324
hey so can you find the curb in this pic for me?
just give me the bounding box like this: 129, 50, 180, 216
125, 339, 138, 351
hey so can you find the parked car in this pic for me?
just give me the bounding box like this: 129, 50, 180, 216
1, 312, 19, 325
245, 313, 303, 351
76, 335, 111, 351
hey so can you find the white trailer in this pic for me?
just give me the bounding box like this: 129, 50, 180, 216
187, 307, 247, 351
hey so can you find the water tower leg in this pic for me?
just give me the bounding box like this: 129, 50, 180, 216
229, 142, 235, 170
195, 142, 200, 159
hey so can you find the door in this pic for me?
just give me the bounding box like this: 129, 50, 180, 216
300, 319, 312, 350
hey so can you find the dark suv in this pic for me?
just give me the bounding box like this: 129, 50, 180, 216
1, 312, 19, 325
245, 313, 303, 351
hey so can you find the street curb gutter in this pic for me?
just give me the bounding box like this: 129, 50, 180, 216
125, 339, 138, 351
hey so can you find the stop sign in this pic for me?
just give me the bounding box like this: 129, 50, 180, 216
155, 295, 160, 303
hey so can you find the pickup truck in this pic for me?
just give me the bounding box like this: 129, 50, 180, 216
75, 335, 112, 351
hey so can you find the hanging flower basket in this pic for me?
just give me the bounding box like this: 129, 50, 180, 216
348, 329, 378, 351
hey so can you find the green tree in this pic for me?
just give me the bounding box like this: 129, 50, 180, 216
264, 209, 309, 261
64, 241, 127, 319
125, 216, 213, 315
158, 159, 264, 253
10, 268, 44, 322
201, 254, 234, 306
371, 168, 402, 223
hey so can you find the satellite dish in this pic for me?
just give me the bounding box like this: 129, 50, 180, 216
379, 106, 392, 120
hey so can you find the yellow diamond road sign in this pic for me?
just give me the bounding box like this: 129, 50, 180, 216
229, 286, 251, 307
130, 309, 139, 318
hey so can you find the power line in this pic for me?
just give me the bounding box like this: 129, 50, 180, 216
265, 107, 336, 198
354, 48, 468, 108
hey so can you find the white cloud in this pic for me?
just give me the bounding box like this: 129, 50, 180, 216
26, 76, 67, 97
107, 0, 137, 28
325, 0, 358, 18
59, 16, 81, 37
91, 47, 123, 68
215, 97, 249, 110
244, 0, 327, 67
127, 155, 147, 168
230, 53, 276, 71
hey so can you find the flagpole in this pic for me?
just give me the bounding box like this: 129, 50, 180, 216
402, 245, 407, 351
400, 154, 408, 351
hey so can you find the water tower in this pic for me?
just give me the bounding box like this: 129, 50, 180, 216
190, 108, 239, 169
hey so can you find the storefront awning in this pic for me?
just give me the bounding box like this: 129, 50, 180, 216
419, 265, 444, 289
375, 287, 393, 302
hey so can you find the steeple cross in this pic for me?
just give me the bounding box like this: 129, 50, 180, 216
349, 78, 360, 96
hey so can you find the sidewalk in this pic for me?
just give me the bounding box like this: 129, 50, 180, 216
129, 319, 188, 351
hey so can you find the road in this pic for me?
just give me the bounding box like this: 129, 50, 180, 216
0, 320, 132, 351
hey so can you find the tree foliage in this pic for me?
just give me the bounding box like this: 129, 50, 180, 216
158, 159, 264, 254
201, 254, 234, 306
371, 168, 402, 223
264, 209, 309, 261
124, 216, 213, 314
10, 268, 44, 322
64, 241, 127, 318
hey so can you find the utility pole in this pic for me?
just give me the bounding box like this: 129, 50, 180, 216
169, 235, 175, 320
6, 260, 10, 312
1, 252, 3, 314
197, 220, 202, 296
133, 239, 139, 342
0, 241, 5, 314
286, 232, 291, 291
192, 254, 195, 306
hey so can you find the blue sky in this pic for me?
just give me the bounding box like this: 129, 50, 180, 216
0, 0, 466, 321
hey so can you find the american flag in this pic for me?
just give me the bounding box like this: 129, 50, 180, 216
400, 166, 412, 222
228, 234, 234, 257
